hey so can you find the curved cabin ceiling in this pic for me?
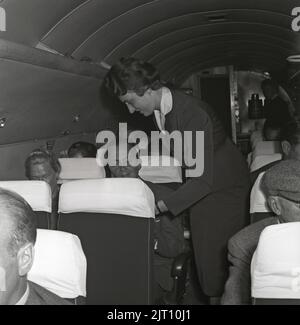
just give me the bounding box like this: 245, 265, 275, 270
0, 0, 299, 144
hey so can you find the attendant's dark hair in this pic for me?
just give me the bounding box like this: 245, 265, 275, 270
281, 116, 300, 146
25, 149, 61, 178
0, 188, 37, 257
104, 57, 162, 97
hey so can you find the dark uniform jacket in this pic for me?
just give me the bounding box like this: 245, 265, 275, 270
26, 281, 72, 305
154, 89, 251, 297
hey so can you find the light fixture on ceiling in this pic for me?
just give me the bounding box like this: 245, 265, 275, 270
100, 61, 111, 70
73, 114, 80, 123
287, 55, 300, 81
207, 14, 228, 23
287, 55, 300, 62
0, 117, 6, 128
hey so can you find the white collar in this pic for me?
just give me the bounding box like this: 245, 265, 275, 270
154, 87, 173, 133
160, 87, 173, 116
15, 284, 30, 305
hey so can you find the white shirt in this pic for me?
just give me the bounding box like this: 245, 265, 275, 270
154, 87, 173, 134
15, 284, 30, 305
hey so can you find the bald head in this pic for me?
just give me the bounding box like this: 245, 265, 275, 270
0, 188, 37, 257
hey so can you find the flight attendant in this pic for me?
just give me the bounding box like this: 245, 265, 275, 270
103, 57, 250, 300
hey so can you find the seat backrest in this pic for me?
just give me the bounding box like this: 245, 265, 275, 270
252, 140, 282, 158
251, 222, 300, 304
139, 155, 182, 184
249, 139, 282, 172
58, 158, 105, 184
250, 153, 282, 172
250, 130, 264, 150
0, 180, 51, 229
250, 172, 274, 223
28, 229, 87, 301
58, 178, 155, 305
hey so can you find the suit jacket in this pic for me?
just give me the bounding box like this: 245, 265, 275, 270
221, 217, 279, 305
155, 90, 251, 296
26, 281, 72, 305
144, 181, 186, 291
250, 159, 282, 187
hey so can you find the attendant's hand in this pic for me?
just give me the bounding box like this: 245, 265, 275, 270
155, 204, 160, 216
155, 200, 169, 215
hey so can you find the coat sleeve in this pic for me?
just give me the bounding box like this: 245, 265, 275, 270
154, 213, 185, 258
163, 109, 214, 216
221, 238, 252, 305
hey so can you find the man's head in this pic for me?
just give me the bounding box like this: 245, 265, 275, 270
107, 142, 141, 179
281, 118, 300, 160
261, 79, 279, 100
68, 141, 97, 158
263, 121, 281, 141
0, 188, 37, 305
104, 57, 163, 116
261, 160, 300, 223
25, 149, 61, 198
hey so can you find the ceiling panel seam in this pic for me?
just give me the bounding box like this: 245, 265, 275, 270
71, 0, 162, 56
153, 40, 292, 70
100, 8, 293, 61
130, 22, 296, 59
40, 0, 92, 42
148, 33, 296, 63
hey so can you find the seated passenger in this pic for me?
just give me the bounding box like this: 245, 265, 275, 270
0, 188, 71, 305
25, 149, 61, 230
261, 79, 293, 129
250, 117, 300, 186
222, 159, 300, 305
262, 121, 281, 141
68, 142, 97, 158
106, 142, 186, 302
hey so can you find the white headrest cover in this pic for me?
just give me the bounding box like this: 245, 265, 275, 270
250, 130, 264, 149
59, 178, 155, 219
0, 181, 51, 212
58, 158, 105, 182
252, 141, 282, 158
28, 229, 87, 299
250, 172, 271, 214
139, 155, 182, 183
251, 222, 300, 299
250, 154, 282, 172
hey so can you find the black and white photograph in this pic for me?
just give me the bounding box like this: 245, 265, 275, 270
0, 0, 300, 309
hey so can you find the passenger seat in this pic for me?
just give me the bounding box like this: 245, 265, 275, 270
58, 178, 155, 305
0, 180, 52, 229
28, 229, 87, 304
58, 158, 106, 184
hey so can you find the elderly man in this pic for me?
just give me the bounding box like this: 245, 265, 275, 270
0, 188, 70, 305
222, 159, 300, 304
25, 149, 61, 230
